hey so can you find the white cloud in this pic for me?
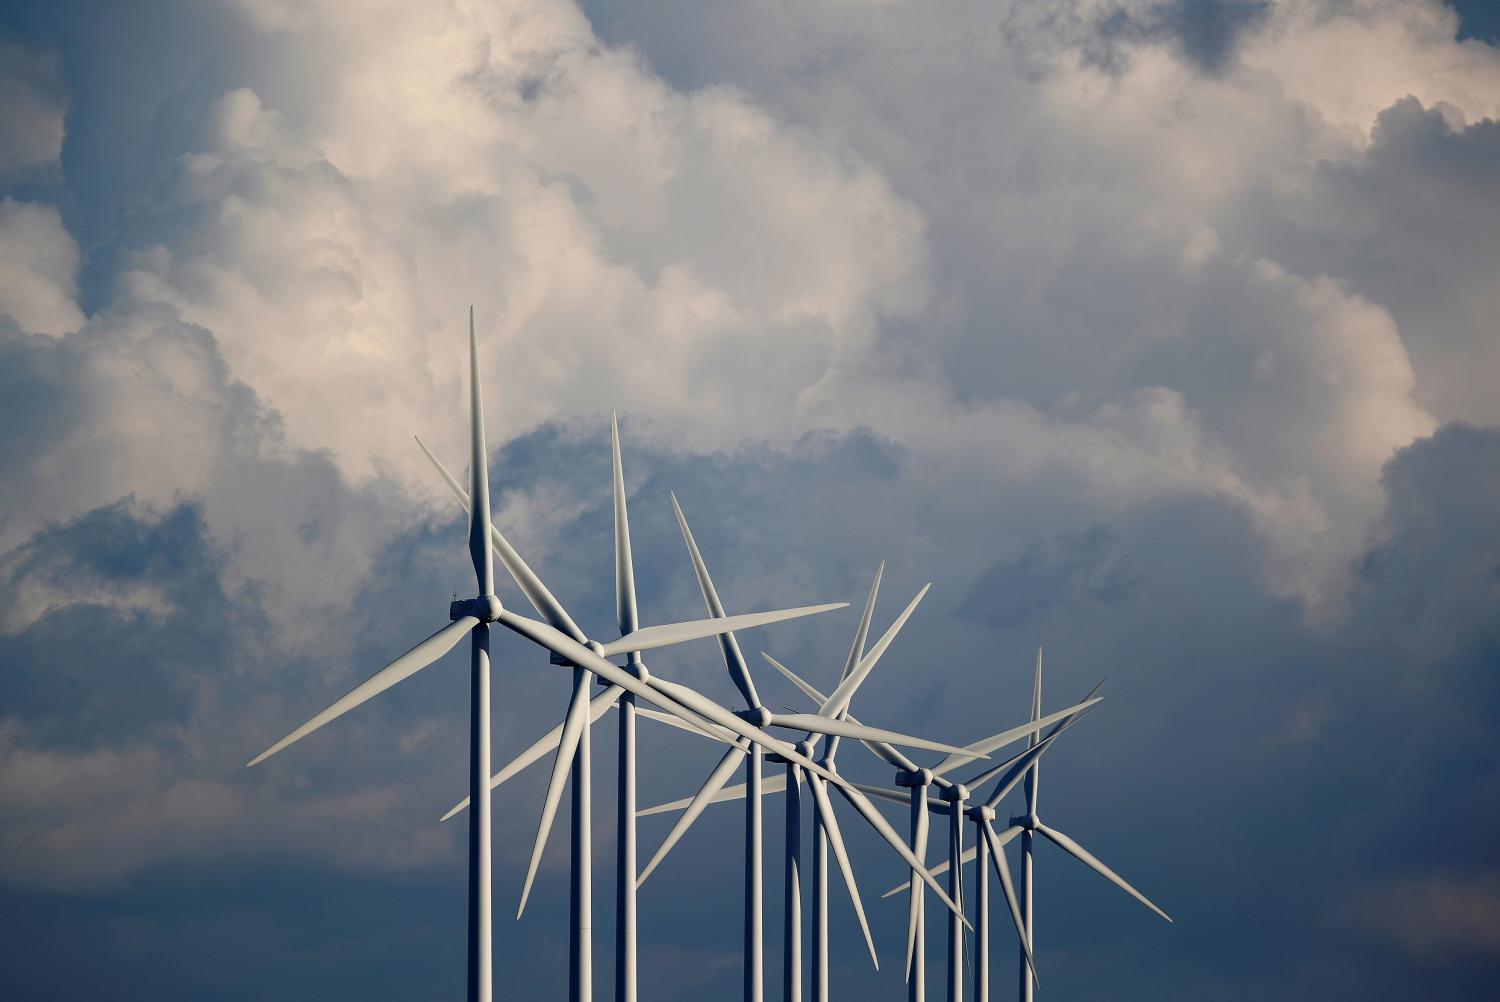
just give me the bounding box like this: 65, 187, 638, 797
0, 42, 66, 176
0, 199, 86, 335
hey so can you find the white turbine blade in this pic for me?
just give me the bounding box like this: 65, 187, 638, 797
516, 679, 592, 918
638, 770, 790, 817
984, 822, 1038, 985
599, 603, 847, 659
807, 776, 879, 970
820, 780, 967, 927
823, 563, 884, 759
761, 654, 921, 774
248, 617, 477, 767
440, 685, 623, 822
930, 697, 1103, 778
627, 704, 735, 743
414, 434, 588, 644
980, 695, 1103, 811
818, 584, 930, 719
770, 713, 981, 758
637, 745, 748, 887
493, 608, 849, 792
850, 781, 925, 810
1035, 823, 1172, 923
466, 309, 494, 596
670, 492, 758, 708
611, 413, 641, 644
1027, 647, 1043, 813
880, 844, 977, 898
842, 563, 884, 681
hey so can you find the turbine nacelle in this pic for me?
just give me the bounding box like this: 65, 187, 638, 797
449, 594, 504, 622
737, 705, 774, 729
894, 766, 934, 788
940, 782, 970, 803
1010, 812, 1042, 831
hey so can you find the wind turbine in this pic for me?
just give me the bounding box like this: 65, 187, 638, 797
885, 652, 1168, 998
874, 676, 1103, 1001
251, 312, 869, 1001
248, 308, 501, 1001
1014, 650, 1171, 1000
423, 416, 848, 1002
765, 660, 1100, 1002
638, 513, 979, 1002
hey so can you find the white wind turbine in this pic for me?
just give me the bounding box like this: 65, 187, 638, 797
763, 662, 1099, 1002
875, 674, 1104, 1001
1013, 650, 1170, 1001
638, 512, 980, 1002
642, 563, 965, 1002
423, 414, 848, 1002
251, 313, 866, 1002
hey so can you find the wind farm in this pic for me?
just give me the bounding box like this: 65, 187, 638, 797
245, 311, 1172, 1001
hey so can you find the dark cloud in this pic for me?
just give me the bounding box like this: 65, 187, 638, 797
1093, 0, 1272, 75
2, 1, 1499, 999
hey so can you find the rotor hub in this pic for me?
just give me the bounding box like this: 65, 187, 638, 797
737, 706, 773, 729
895, 767, 934, 788
450, 594, 504, 622
968, 804, 996, 822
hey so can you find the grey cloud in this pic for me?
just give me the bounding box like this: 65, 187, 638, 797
1340, 870, 1500, 960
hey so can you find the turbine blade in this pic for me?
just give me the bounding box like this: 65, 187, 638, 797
628, 704, 736, 743
825, 780, 967, 928
670, 492, 758, 708
823, 562, 884, 762
984, 822, 1038, 985
493, 608, 851, 792
600, 603, 847, 659
880, 844, 977, 898
770, 713, 981, 758
929, 697, 1103, 778
611, 414, 640, 645
441, 685, 623, 821
516, 678, 592, 917
466, 308, 494, 595
1035, 823, 1172, 922
638, 745, 746, 886
981, 695, 1103, 811
638, 771, 790, 817
818, 584, 930, 719
761, 653, 919, 773
850, 781, 924, 809
414, 434, 587, 643
842, 563, 884, 681
248, 617, 477, 767
808, 777, 879, 970
1027, 647, 1043, 813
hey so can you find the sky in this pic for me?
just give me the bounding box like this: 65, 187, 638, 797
0, 0, 1497, 998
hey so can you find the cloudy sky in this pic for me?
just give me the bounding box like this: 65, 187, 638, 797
1, 0, 1497, 998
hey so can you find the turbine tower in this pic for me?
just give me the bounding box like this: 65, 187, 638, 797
765, 663, 1097, 1002
877, 677, 1103, 1000
638, 545, 977, 1000
425, 416, 849, 1002
248, 308, 499, 1001
253, 313, 866, 1001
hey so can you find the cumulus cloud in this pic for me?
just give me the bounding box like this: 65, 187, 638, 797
0, 200, 85, 335
1340, 871, 1500, 960
0, 42, 65, 177
0, 0, 1497, 998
